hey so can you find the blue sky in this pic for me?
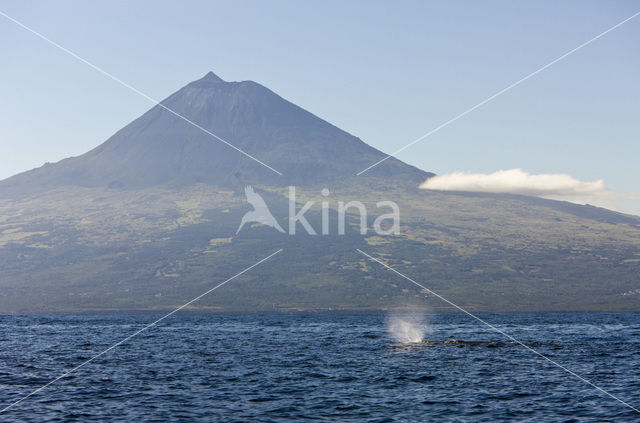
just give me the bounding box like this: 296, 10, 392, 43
1, 1, 639, 211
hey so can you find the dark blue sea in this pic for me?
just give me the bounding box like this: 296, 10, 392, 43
1, 312, 639, 422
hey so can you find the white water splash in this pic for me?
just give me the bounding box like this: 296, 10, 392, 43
385, 311, 430, 343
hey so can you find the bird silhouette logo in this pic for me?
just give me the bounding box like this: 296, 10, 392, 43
236, 186, 285, 234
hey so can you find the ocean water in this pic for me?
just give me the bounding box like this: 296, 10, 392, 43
1, 312, 639, 422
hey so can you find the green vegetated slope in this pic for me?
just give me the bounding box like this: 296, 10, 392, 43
0, 181, 639, 312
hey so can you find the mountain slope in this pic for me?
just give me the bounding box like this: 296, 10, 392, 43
0, 72, 429, 195
0, 72, 639, 313
0, 183, 639, 313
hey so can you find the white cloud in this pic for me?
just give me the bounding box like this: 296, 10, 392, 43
420, 168, 640, 216
420, 169, 604, 197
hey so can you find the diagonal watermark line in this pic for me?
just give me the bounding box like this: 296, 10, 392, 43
0, 10, 283, 176
356, 248, 640, 415
357, 10, 640, 176
0, 248, 283, 414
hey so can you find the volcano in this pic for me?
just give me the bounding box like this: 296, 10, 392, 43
0, 72, 639, 313
0, 72, 429, 195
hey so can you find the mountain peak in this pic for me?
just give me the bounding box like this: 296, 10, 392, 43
201, 71, 224, 83
0, 72, 431, 193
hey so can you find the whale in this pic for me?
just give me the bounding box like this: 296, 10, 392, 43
421, 340, 494, 345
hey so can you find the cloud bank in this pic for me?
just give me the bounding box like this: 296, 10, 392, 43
420, 169, 640, 216
420, 169, 605, 197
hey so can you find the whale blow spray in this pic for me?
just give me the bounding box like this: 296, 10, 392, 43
385, 310, 430, 343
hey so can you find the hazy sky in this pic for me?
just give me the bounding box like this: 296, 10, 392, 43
1, 1, 639, 211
